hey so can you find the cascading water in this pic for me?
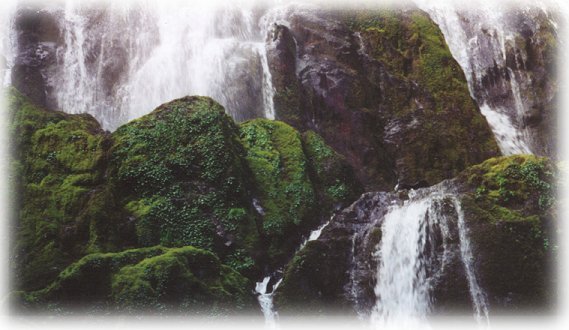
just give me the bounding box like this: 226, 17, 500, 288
368, 186, 488, 328
255, 275, 283, 328
415, 0, 559, 156
11, 0, 280, 130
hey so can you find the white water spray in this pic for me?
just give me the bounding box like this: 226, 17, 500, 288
415, 0, 559, 155
256, 275, 283, 328
17, 1, 280, 130
370, 188, 488, 327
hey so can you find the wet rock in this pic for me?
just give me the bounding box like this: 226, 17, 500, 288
266, 7, 499, 191
276, 155, 557, 316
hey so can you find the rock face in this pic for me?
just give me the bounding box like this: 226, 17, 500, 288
421, 5, 558, 157
274, 155, 557, 316
8, 88, 360, 312
456, 155, 557, 312
11, 8, 61, 109
266, 7, 500, 191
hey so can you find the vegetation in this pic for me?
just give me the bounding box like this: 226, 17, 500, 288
458, 155, 557, 309
8, 87, 109, 291
343, 9, 500, 186
240, 120, 360, 263
17, 246, 255, 314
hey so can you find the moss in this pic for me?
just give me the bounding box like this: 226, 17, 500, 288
343, 9, 500, 186
19, 246, 255, 314
239, 119, 315, 261
109, 96, 260, 264
302, 130, 361, 206
111, 246, 254, 313
8, 87, 109, 291
460, 155, 555, 213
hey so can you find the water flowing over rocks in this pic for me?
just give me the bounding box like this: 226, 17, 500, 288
3, 0, 559, 324
416, 0, 559, 157
275, 155, 556, 321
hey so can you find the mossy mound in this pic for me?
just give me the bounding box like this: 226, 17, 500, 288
10, 88, 361, 312
240, 119, 315, 238
457, 155, 557, 311
240, 120, 361, 265
16, 246, 256, 314
8, 87, 109, 291
109, 96, 260, 275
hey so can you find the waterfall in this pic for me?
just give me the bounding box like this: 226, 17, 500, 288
415, 0, 559, 156
255, 275, 283, 328
369, 187, 489, 327
11, 0, 279, 130
452, 197, 490, 324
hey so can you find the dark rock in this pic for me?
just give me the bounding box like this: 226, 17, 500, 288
276, 155, 557, 316
265, 7, 500, 191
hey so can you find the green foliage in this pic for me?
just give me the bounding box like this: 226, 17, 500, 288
240, 119, 315, 237
109, 96, 258, 254
463, 155, 556, 212
302, 130, 361, 204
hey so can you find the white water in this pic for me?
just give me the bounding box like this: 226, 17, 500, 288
370, 188, 488, 328
17, 0, 280, 130
0, 1, 16, 87
415, 0, 555, 155
451, 196, 490, 324
256, 275, 283, 328
298, 219, 330, 251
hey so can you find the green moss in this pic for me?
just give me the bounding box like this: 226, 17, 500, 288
20, 246, 255, 314
109, 96, 259, 262
302, 130, 361, 205
461, 155, 555, 212
8, 87, 109, 291
111, 246, 253, 313
239, 119, 315, 260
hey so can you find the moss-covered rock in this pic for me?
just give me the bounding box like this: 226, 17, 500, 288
457, 155, 557, 311
266, 8, 499, 190
108, 96, 260, 275
15, 246, 256, 314
239, 120, 361, 266
346, 9, 500, 187
8, 87, 110, 291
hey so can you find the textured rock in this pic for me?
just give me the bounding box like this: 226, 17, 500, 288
11, 8, 61, 108
275, 155, 557, 315
456, 155, 557, 312
266, 7, 500, 190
